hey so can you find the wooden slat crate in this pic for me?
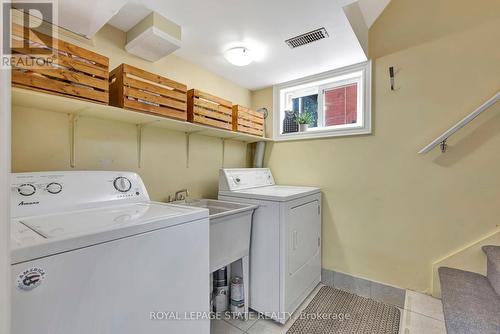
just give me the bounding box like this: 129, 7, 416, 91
187, 89, 233, 130
232, 105, 265, 136
109, 64, 188, 121
11, 24, 109, 104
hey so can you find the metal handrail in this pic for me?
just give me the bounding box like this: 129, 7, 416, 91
419, 92, 500, 154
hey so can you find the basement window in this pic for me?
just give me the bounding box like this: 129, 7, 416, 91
273, 61, 371, 141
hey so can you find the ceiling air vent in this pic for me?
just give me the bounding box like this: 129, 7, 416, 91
285, 28, 329, 49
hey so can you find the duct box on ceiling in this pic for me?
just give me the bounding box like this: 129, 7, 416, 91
125, 12, 181, 62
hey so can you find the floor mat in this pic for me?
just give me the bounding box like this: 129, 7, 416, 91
287, 286, 400, 334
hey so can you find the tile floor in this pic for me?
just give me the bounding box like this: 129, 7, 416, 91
401, 290, 447, 334
211, 285, 447, 334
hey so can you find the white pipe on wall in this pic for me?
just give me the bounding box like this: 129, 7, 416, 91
0, 1, 12, 332
253, 141, 266, 168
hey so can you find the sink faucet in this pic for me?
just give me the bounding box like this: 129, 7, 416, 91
174, 189, 189, 201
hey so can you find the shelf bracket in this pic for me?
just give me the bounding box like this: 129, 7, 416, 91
186, 132, 191, 168
221, 138, 226, 168
69, 113, 79, 168
136, 121, 158, 168
137, 124, 144, 168
185, 131, 203, 168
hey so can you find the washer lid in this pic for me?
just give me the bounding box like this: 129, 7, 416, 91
11, 202, 208, 264
219, 185, 320, 202
20, 203, 195, 238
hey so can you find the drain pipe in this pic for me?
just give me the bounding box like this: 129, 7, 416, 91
0, 2, 12, 332
253, 141, 266, 168
253, 108, 269, 168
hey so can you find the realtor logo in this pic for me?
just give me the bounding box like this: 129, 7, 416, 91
2, 0, 58, 68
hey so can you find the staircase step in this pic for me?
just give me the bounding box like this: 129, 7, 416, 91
438, 267, 500, 334
482, 245, 500, 296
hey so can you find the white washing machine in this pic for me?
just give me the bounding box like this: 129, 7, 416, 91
11, 171, 210, 334
218, 168, 321, 323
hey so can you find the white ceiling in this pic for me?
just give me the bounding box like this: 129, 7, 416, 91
54, 0, 384, 89
107, 0, 386, 90
54, 0, 390, 89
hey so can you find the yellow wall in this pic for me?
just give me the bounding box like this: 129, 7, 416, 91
251, 88, 274, 139
252, 0, 500, 292
12, 25, 251, 201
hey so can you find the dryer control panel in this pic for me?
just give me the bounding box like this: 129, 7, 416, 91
219, 168, 275, 191
11, 171, 149, 218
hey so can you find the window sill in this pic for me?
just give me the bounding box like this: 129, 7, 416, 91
273, 126, 372, 142
273, 126, 372, 141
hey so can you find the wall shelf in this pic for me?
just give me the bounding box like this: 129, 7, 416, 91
11, 87, 271, 143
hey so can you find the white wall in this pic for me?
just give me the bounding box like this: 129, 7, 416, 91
0, 2, 12, 332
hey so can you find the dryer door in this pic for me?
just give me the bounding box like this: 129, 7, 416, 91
288, 200, 320, 274
285, 194, 321, 314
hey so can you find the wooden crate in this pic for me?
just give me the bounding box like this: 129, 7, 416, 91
11, 23, 109, 104
109, 64, 188, 121
187, 89, 233, 130
232, 105, 265, 136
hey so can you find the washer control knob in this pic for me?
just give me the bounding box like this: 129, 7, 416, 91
114, 177, 132, 193
234, 177, 241, 184
46, 182, 62, 194
17, 184, 36, 196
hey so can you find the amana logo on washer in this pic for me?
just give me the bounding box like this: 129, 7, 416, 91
17, 267, 46, 291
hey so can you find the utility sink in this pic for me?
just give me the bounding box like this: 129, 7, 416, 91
175, 199, 257, 272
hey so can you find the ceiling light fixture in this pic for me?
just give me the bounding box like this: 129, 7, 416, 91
224, 47, 253, 66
